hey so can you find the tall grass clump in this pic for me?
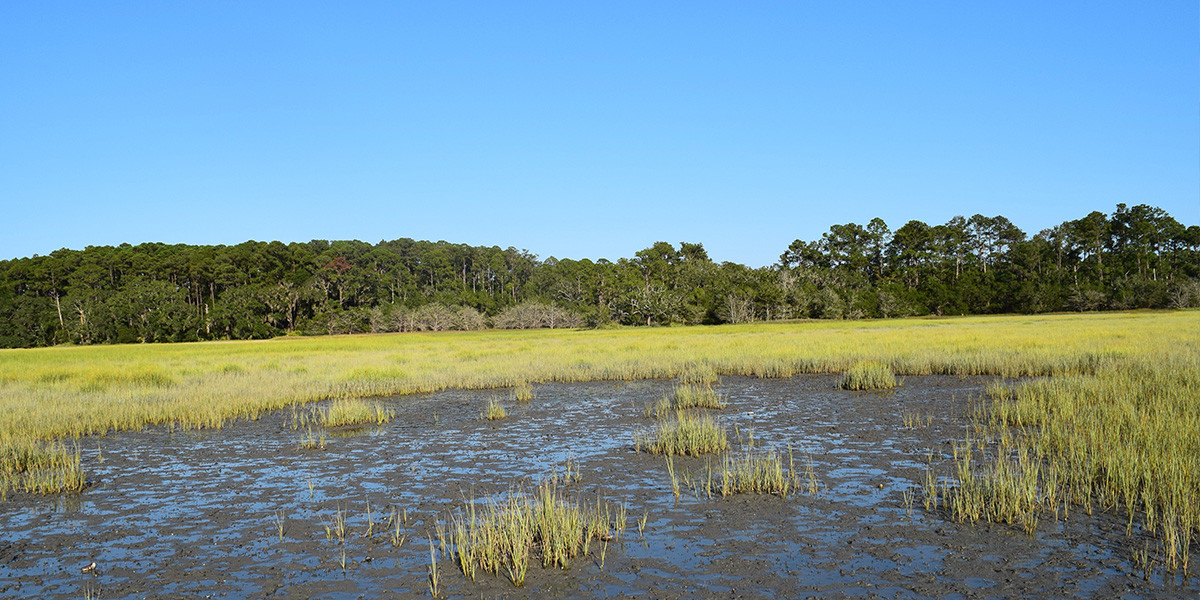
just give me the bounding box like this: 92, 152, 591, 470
636, 411, 728, 456
709, 448, 798, 498
447, 478, 624, 586
645, 382, 727, 417
677, 363, 719, 385
319, 398, 393, 427
838, 361, 897, 391
511, 383, 534, 403
673, 382, 727, 410
482, 398, 507, 421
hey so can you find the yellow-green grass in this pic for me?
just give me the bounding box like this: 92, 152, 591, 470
0, 439, 84, 498
4, 312, 1190, 444
636, 411, 728, 456
511, 383, 534, 403
710, 448, 798, 498
319, 398, 393, 427
965, 354, 1200, 574
645, 382, 727, 417
838, 361, 898, 390
0, 310, 1197, 551
482, 398, 507, 421
672, 382, 728, 409
448, 478, 623, 586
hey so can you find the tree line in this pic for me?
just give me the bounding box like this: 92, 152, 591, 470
0, 203, 1196, 348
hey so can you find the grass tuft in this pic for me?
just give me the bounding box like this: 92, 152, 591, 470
709, 448, 798, 498
319, 398, 393, 427
839, 361, 898, 390
482, 398, 507, 420
446, 478, 624, 586
636, 411, 728, 456
511, 383, 534, 403
645, 381, 727, 417
672, 383, 727, 410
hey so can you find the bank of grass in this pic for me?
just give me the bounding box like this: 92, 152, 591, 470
0, 309, 1197, 563
0, 438, 84, 498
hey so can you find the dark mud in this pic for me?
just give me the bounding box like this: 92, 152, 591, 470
1, 376, 1195, 599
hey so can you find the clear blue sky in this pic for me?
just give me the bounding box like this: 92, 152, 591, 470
2, 2, 1196, 266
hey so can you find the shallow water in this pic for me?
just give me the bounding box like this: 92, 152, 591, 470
0, 376, 1194, 598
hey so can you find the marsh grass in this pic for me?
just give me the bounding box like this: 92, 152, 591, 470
636, 411, 727, 456
942, 356, 1200, 576
363, 500, 375, 538
299, 426, 327, 450
645, 380, 727, 417
554, 453, 580, 484
482, 398, 507, 421
445, 478, 624, 586
274, 509, 286, 541
945, 435, 1042, 535
0, 439, 84, 498
428, 540, 439, 597
390, 506, 407, 548
511, 383, 534, 403
672, 382, 727, 410
839, 361, 898, 391
319, 398, 393, 427
901, 410, 932, 429
643, 395, 673, 419
327, 505, 348, 544
666, 456, 681, 500
707, 447, 799, 498
802, 452, 821, 496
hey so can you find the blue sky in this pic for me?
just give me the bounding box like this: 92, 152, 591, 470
2, 2, 1196, 266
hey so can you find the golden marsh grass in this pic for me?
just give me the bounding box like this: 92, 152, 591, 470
482, 398, 507, 421
636, 411, 728, 456
319, 398, 393, 428
447, 478, 623, 586
839, 361, 899, 390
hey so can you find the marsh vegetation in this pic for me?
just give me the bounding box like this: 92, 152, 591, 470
443, 478, 625, 586
0, 311, 1197, 595
838, 361, 898, 390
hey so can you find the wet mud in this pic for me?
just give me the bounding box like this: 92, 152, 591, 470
1, 376, 1195, 598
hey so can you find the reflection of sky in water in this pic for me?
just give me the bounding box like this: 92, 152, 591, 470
0, 376, 1190, 599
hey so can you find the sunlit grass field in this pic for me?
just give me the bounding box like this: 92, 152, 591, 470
1, 310, 1197, 570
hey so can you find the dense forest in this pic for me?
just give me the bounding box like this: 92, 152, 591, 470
1, 203, 1196, 348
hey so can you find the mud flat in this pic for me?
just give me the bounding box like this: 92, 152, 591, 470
1, 376, 1194, 598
